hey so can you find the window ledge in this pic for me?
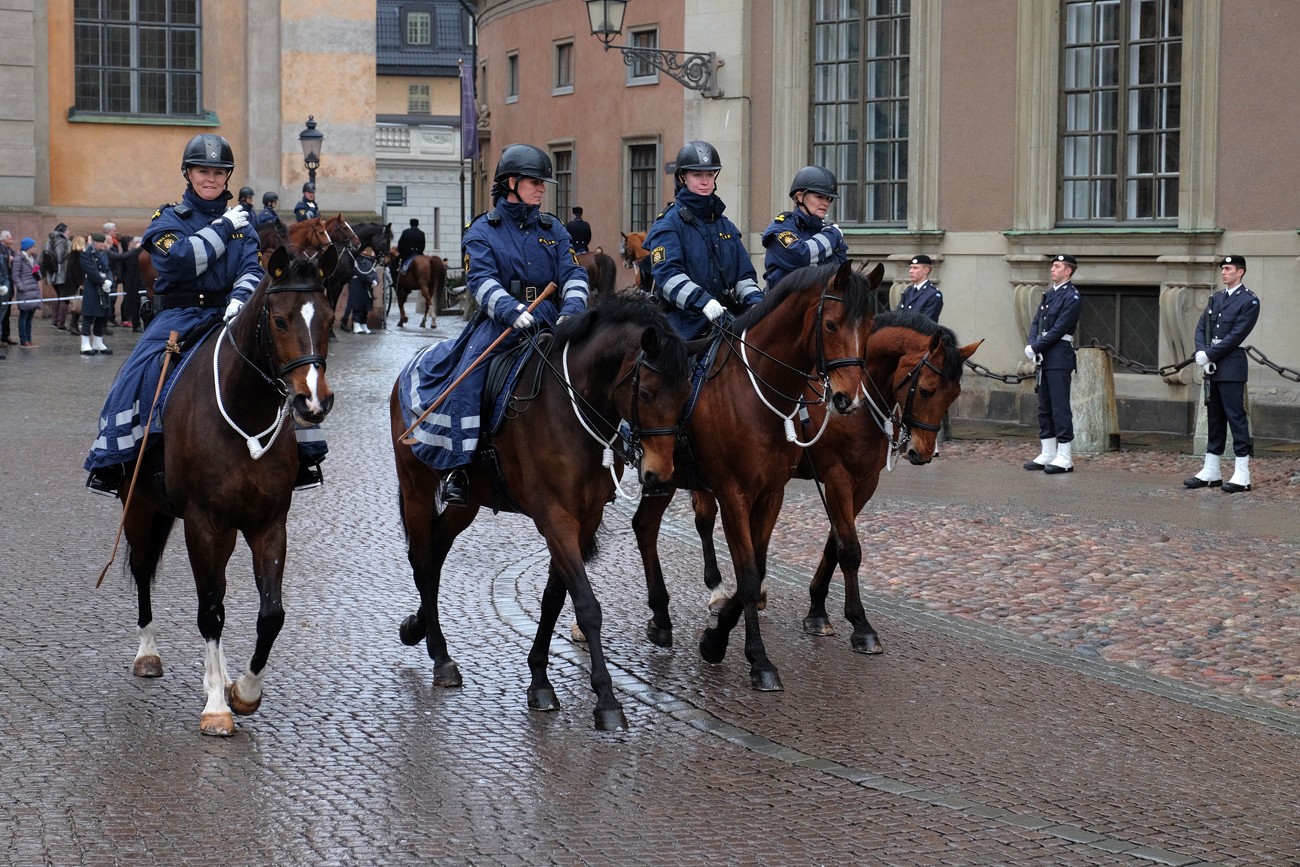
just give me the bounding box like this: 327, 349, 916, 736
68, 109, 219, 126
552, 86, 574, 96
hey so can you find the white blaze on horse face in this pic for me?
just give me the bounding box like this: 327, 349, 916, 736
297, 300, 326, 411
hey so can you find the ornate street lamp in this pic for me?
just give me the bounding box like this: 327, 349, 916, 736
298, 116, 324, 187
585, 0, 724, 98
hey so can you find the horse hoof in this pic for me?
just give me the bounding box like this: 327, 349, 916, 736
433, 661, 463, 688
527, 686, 560, 712
132, 655, 164, 678
802, 616, 834, 637
570, 622, 588, 644
228, 682, 262, 716
594, 707, 628, 731
751, 669, 784, 692
399, 614, 424, 646
852, 633, 884, 655
699, 630, 728, 665
757, 592, 768, 612
199, 711, 235, 737
645, 619, 673, 648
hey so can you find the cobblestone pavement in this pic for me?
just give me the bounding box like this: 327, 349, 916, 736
1, 311, 1297, 866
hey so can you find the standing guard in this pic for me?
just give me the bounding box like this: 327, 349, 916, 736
897, 254, 943, 322
1023, 254, 1081, 474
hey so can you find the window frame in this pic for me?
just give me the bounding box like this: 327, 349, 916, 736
408, 83, 431, 114
626, 28, 660, 86
1076, 283, 1161, 368
553, 40, 574, 95
403, 5, 435, 47
505, 51, 520, 103
72, 0, 205, 120
626, 140, 661, 234
552, 146, 574, 218
386, 185, 407, 207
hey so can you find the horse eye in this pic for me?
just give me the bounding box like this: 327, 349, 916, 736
824, 320, 839, 333
920, 387, 935, 399
273, 316, 289, 329
639, 388, 652, 404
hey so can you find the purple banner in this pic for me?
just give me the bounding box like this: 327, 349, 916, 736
460, 63, 479, 160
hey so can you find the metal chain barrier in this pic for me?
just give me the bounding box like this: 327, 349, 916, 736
962, 341, 1300, 382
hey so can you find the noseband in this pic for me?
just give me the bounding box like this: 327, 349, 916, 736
897, 351, 945, 435
232, 281, 328, 394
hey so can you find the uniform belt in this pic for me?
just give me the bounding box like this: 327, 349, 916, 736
158, 291, 228, 310
508, 282, 544, 303
1060, 334, 1073, 343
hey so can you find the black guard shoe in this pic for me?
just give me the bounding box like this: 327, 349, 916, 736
294, 459, 324, 491
440, 468, 470, 507
86, 465, 125, 498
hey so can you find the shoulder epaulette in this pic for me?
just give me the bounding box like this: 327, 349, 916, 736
485, 210, 501, 226
538, 213, 554, 229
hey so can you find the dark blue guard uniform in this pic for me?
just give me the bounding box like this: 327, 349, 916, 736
761, 210, 847, 291
1196, 278, 1259, 460
897, 279, 943, 322
1029, 275, 1081, 445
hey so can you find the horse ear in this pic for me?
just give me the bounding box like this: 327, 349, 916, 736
866, 262, 885, 287
318, 244, 340, 279
268, 245, 291, 279
960, 339, 984, 361
640, 325, 660, 358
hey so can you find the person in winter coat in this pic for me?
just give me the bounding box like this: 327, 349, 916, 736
79, 233, 115, 356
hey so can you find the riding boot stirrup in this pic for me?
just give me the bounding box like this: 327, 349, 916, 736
294, 459, 324, 491
86, 464, 125, 498
441, 468, 469, 507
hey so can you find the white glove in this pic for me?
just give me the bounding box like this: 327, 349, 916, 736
223, 298, 245, 323
0, 284, 9, 298
1024, 344, 1036, 361
102, 279, 113, 292
217, 206, 249, 230
512, 309, 535, 331
702, 299, 727, 322
1195, 350, 1209, 367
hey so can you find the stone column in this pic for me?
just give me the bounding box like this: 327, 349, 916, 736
1069, 347, 1120, 454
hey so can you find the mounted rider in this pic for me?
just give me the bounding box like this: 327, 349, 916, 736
645, 140, 761, 340
294, 182, 319, 222
399, 143, 589, 506
84, 134, 328, 496
256, 191, 280, 229
761, 165, 849, 291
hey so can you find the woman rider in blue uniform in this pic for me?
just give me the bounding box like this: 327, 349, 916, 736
85, 134, 327, 495
645, 141, 761, 340
761, 165, 848, 291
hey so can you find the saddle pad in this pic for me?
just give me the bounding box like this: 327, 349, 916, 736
150, 322, 222, 434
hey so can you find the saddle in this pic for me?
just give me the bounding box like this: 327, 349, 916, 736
474, 333, 553, 515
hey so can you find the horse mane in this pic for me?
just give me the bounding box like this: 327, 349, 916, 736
735, 261, 875, 331
551, 296, 691, 386
872, 310, 964, 380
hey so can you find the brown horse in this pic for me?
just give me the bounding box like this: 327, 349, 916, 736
630, 260, 880, 692
117, 245, 339, 736
577, 250, 618, 299
619, 231, 652, 292
691, 310, 982, 654
391, 298, 692, 729
395, 254, 446, 328
258, 218, 333, 262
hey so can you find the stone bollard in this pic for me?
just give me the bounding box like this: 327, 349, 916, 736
1069, 346, 1120, 454
1192, 380, 1248, 456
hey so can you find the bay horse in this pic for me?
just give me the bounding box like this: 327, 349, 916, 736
577, 250, 617, 299
691, 310, 982, 654
395, 254, 446, 328
619, 231, 653, 292
631, 260, 880, 692
116, 244, 339, 736
391, 298, 692, 730
258, 218, 333, 262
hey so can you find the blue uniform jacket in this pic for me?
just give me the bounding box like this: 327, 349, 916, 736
1195, 286, 1259, 382
761, 209, 847, 290
647, 188, 761, 340
398, 199, 588, 471
1029, 280, 1080, 371
79, 246, 114, 319
294, 199, 319, 222
897, 280, 944, 322
85, 188, 264, 471
255, 206, 279, 228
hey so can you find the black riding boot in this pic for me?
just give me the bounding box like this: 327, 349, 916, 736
86, 464, 125, 498
440, 468, 469, 507
294, 455, 324, 491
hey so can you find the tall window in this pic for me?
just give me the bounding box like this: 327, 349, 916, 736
405, 10, 432, 46
553, 148, 574, 218
1078, 286, 1159, 367
628, 143, 658, 232
73, 0, 201, 117
554, 41, 574, 92
506, 52, 519, 102
408, 83, 431, 114
812, 0, 910, 225
1060, 0, 1181, 222
627, 29, 659, 84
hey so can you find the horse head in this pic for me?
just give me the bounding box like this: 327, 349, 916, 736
324, 214, 359, 251
866, 310, 982, 464
554, 298, 691, 495
285, 218, 333, 260
255, 244, 339, 427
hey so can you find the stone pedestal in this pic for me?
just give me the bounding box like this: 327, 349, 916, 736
1192, 382, 1249, 456
1070, 347, 1120, 454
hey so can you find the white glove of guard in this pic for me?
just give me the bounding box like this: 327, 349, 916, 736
0, 284, 9, 298
1194, 350, 1209, 367
102, 279, 113, 292
223, 298, 245, 323
1024, 344, 1036, 361
512, 309, 535, 331
217, 206, 249, 231
702, 299, 727, 322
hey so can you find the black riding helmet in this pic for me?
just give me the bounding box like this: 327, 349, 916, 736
493, 144, 556, 184
263, 191, 279, 205
789, 165, 838, 201
181, 134, 235, 178
674, 140, 722, 190
238, 186, 255, 199
302, 181, 316, 193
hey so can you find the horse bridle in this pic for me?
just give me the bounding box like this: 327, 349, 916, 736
896, 350, 945, 435
614, 350, 680, 471
228, 281, 328, 395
